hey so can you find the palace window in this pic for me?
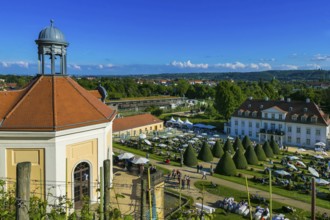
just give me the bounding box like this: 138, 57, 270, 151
249, 122, 252, 127
287, 126, 292, 132
297, 137, 301, 144
316, 129, 320, 135
296, 127, 301, 133
306, 128, 310, 135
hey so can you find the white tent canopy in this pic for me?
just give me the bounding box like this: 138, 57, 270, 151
168, 117, 176, 123
177, 118, 184, 124
184, 119, 193, 126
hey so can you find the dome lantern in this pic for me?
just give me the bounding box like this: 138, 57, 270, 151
35, 20, 69, 75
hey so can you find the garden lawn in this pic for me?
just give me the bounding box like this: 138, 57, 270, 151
195, 181, 310, 219
212, 173, 330, 209
113, 143, 181, 167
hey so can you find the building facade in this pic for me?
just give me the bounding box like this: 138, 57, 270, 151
113, 113, 164, 138
227, 97, 330, 148
0, 21, 116, 208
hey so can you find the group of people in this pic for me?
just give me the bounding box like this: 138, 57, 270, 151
168, 169, 191, 189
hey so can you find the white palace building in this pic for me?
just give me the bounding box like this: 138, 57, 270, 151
226, 97, 330, 148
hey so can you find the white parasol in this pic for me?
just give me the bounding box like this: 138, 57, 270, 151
308, 167, 319, 177
139, 134, 147, 139
287, 163, 297, 171
274, 170, 291, 176
315, 142, 326, 147
296, 160, 306, 168
314, 155, 324, 159
132, 157, 149, 164
118, 152, 135, 160
315, 178, 330, 185
144, 139, 152, 146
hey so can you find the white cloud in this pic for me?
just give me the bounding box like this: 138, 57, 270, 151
280, 64, 299, 70
98, 64, 104, 69
170, 60, 208, 69
306, 64, 321, 69
214, 62, 271, 70
0, 61, 29, 68
258, 63, 272, 70
68, 64, 81, 70
215, 61, 246, 69
311, 54, 330, 61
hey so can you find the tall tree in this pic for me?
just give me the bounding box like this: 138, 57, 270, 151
214, 81, 244, 119
270, 136, 281, 155
262, 141, 274, 158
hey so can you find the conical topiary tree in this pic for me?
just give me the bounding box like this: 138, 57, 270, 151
233, 137, 244, 152
198, 141, 214, 162
242, 135, 252, 150
212, 140, 224, 158
255, 144, 267, 161
262, 141, 274, 158
223, 139, 234, 154
270, 136, 281, 155
244, 145, 259, 165
183, 144, 198, 166
215, 151, 237, 176
233, 148, 248, 169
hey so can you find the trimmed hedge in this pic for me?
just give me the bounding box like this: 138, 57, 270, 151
262, 141, 274, 158
212, 140, 224, 158
215, 151, 237, 176
198, 141, 214, 162
270, 136, 281, 155
233, 137, 245, 152
244, 145, 259, 165
242, 135, 252, 149
255, 144, 267, 161
183, 144, 198, 166
223, 139, 234, 154
233, 148, 248, 169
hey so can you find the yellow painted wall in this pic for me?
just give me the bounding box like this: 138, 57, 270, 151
6, 148, 45, 198
154, 182, 164, 219
66, 139, 98, 202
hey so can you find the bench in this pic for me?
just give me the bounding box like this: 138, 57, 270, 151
195, 203, 215, 214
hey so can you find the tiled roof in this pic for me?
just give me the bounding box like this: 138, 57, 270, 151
113, 114, 163, 132
0, 75, 116, 131
233, 99, 329, 126
89, 90, 102, 99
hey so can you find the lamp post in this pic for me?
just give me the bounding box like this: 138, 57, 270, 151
180, 150, 183, 167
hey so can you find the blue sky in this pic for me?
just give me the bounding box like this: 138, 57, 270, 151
1, 0, 330, 75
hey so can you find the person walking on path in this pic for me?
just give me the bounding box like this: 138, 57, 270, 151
197, 164, 200, 173
202, 170, 207, 179
186, 176, 191, 189
182, 178, 185, 189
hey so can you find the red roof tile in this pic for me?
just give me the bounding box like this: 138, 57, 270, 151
0, 75, 116, 131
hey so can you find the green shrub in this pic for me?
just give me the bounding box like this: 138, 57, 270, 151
270, 136, 281, 155
223, 139, 234, 154
197, 141, 214, 162
255, 144, 267, 161
242, 135, 252, 149
262, 141, 274, 158
215, 151, 237, 176
233, 137, 245, 152
233, 148, 248, 169
212, 140, 224, 158
183, 144, 198, 166
245, 145, 259, 165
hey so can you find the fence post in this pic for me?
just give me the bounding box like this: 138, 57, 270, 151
104, 159, 111, 220
100, 166, 104, 220
16, 162, 31, 220
141, 178, 146, 220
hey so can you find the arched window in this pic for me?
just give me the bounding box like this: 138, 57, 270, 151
74, 162, 90, 208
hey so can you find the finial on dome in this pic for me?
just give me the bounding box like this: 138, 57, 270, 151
50, 19, 54, 27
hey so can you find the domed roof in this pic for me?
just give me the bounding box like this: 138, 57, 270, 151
37, 20, 67, 44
